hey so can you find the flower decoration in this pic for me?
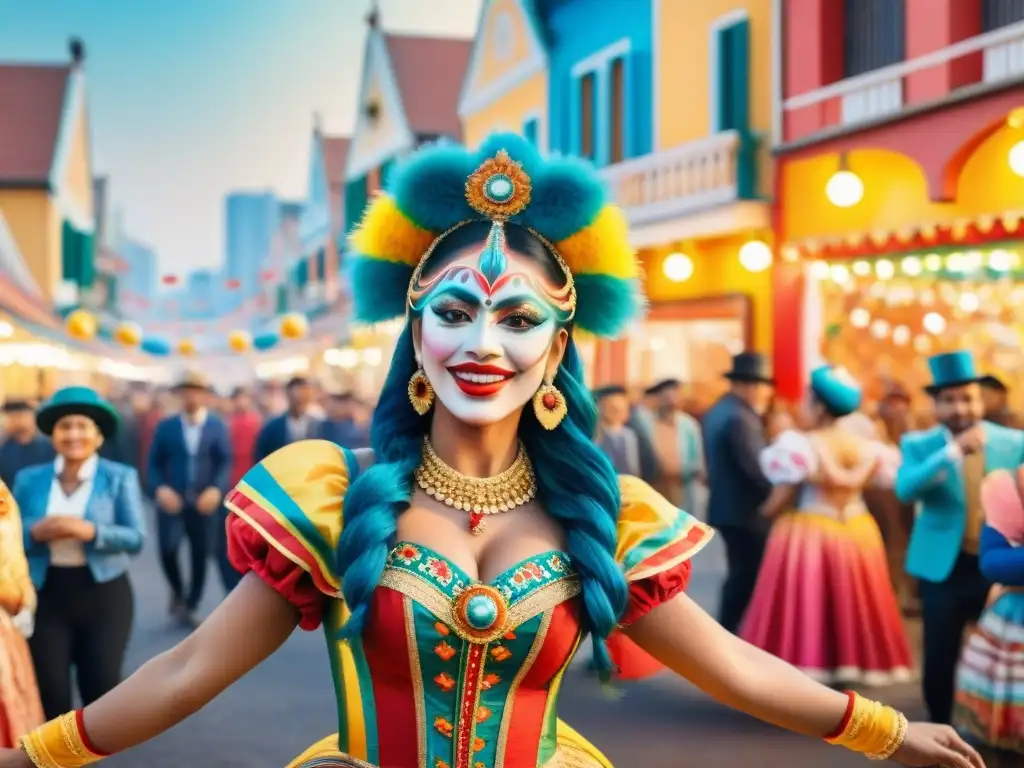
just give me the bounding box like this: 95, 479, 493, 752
464, 149, 532, 220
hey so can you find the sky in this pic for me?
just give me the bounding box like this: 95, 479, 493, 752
0, 0, 482, 274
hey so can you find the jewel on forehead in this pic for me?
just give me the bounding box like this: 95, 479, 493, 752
477, 221, 507, 285
464, 149, 532, 219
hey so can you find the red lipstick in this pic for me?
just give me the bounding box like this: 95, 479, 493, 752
447, 362, 515, 397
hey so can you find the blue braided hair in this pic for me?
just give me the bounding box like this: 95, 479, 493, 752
335, 223, 628, 679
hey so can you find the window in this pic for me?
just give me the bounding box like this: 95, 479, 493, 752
609, 57, 625, 163
983, 0, 1024, 31
844, 0, 906, 77
579, 72, 596, 159
523, 117, 539, 146
712, 14, 751, 132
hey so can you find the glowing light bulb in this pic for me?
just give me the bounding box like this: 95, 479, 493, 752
923, 254, 944, 272
900, 256, 923, 276
923, 312, 947, 335
989, 249, 1013, 272
1010, 140, 1024, 178
852, 261, 871, 276
825, 170, 864, 208
958, 292, 980, 312
850, 308, 871, 328
869, 319, 891, 339
810, 261, 831, 280
892, 325, 911, 346
663, 252, 694, 282
875, 259, 895, 280
738, 240, 773, 272
830, 264, 850, 284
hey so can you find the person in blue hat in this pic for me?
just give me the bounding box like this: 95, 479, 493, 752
12, 387, 145, 720
740, 365, 913, 685
896, 350, 1024, 725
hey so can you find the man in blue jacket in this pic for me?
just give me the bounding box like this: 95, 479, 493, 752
147, 372, 232, 627
896, 350, 1024, 724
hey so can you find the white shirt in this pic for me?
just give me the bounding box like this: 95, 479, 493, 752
287, 414, 312, 443
47, 454, 98, 567
181, 408, 208, 455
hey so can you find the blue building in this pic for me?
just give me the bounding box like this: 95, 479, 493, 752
536, 0, 654, 166
118, 237, 158, 315
183, 269, 220, 318
224, 191, 280, 299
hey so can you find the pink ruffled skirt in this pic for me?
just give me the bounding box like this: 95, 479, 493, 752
740, 510, 915, 686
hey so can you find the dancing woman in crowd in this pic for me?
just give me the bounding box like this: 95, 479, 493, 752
13, 388, 145, 720
0, 479, 43, 747
741, 365, 914, 685
6, 135, 983, 768
954, 467, 1024, 760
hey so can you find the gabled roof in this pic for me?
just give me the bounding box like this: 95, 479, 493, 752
0, 64, 71, 185
322, 136, 350, 187
385, 34, 472, 138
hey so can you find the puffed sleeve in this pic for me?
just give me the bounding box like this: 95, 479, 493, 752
608, 476, 713, 679
981, 468, 1024, 545
0, 481, 35, 614
759, 429, 817, 485
224, 439, 358, 630
868, 440, 902, 489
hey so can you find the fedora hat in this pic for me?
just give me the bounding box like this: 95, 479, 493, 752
36, 386, 119, 439
724, 352, 774, 385
925, 350, 983, 395
173, 370, 213, 392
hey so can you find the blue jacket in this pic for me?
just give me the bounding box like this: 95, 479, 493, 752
254, 414, 322, 463
15, 458, 146, 589
146, 413, 231, 500
896, 421, 1024, 583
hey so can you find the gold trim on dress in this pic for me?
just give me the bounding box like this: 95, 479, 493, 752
494, 609, 555, 767
403, 595, 429, 768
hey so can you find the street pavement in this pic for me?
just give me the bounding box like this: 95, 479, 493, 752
105, 514, 928, 767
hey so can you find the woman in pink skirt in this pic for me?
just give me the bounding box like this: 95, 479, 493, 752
740, 365, 914, 686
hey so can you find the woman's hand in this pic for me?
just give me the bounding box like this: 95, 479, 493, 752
891, 722, 984, 767
32, 516, 95, 542
0, 748, 32, 767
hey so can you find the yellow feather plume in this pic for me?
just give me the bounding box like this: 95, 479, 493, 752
349, 194, 437, 267
555, 205, 638, 279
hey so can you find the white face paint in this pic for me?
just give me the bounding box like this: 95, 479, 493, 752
414, 241, 568, 426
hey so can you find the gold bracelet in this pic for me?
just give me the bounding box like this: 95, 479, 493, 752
19, 711, 104, 768
825, 692, 907, 758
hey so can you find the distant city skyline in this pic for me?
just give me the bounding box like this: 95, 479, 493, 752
0, 0, 481, 273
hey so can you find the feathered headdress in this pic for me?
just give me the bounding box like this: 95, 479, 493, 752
348, 132, 642, 338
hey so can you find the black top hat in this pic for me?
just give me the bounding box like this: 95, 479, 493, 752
592, 384, 627, 400
724, 352, 774, 384
980, 374, 1008, 392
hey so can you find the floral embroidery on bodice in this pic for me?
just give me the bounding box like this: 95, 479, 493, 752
320, 542, 584, 768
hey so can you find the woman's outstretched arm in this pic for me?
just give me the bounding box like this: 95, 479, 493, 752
83, 572, 299, 753
624, 592, 847, 736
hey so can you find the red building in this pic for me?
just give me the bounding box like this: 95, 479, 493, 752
772, 0, 1024, 407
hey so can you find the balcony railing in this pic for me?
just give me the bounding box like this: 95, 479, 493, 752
783, 20, 1024, 144
602, 130, 759, 228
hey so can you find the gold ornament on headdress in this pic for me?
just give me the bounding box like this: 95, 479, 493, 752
464, 149, 532, 220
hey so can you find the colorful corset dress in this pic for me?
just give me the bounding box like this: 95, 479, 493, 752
225, 439, 712, 768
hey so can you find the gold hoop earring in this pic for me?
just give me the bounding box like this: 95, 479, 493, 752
532, 380, 567, 430
408, 369, 435, 415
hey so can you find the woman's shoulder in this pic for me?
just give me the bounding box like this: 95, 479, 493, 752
760, 429, 817, 484
615, 475, 713, 581
225, 439, 365, 596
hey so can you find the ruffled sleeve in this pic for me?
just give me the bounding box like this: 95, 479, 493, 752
224, 439, 357, 630
759, 429, 817, 485
608, 476, 714, 679
868, 441, 902, 489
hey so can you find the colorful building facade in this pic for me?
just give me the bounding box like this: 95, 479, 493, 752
343, 12, 472, 235
774, 0, 1024, 405
0, 40, 97, 309
460, 0, 775, 406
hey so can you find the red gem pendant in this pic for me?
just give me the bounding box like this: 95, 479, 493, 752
541, 392, 558, 410
468, 511, 485, 535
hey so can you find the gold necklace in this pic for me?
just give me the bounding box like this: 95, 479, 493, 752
414, 437, 537, 535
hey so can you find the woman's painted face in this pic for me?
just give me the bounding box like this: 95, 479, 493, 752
412, 228, 571, 426
52, 414, 103, 461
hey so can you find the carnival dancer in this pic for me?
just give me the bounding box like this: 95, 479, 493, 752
897, 350, 1024, 725
6, 135, 983, 768
740, 365, 914, 685
953, 466, 1024, 760
0, 479, 43, 747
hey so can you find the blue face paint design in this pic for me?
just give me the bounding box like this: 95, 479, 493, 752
477, 221, 508, 285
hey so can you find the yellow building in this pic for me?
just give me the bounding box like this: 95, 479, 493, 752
0, 40, 96, 309
458, 0, 548, 149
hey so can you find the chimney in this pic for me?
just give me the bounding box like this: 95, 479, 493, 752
365, 0, 380, 29
69, 37, 86, 67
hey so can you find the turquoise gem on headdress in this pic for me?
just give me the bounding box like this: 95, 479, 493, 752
465, 594, 499, 630
484, 173, 515, 204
